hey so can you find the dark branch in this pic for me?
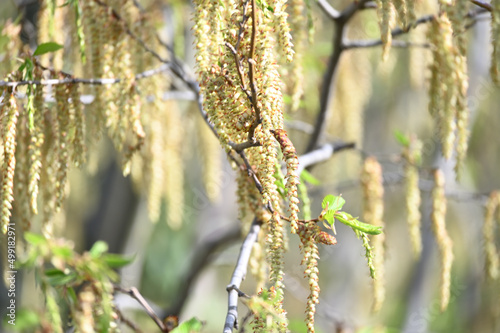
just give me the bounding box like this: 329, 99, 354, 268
305, 0, 370, 153
114, 286, 167, 332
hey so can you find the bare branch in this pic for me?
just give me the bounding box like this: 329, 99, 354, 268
305, 0, 370, 153
0, 64, 171, 87
298, 141, 356, 175
114, 286, 167, 332
343, 39, 430, 50
470, 0, 493, 11
223, 218, 262, 333
317, 0, 340, 20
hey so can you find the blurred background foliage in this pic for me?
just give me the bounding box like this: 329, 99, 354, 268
1, 0, 500, 332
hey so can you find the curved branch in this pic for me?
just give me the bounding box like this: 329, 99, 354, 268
305, 0, 370, 153
298, 141, 356, 174
223, 218, 262, 333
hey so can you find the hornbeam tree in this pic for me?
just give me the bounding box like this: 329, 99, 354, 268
1, 0, 500, 332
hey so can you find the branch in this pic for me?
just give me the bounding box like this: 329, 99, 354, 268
165, 225, 242, 316
470, 0, 492, 11
114, 286, 168, 332
0, 64, 171, 87
298, 141, 356, 175
343, 39, 430, 50
223, 218, 262, 333
317, 0, 340, 20
305, 0, 370, 153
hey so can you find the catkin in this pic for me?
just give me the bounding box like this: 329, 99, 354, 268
1, 92, 19, 234
403, 140, 422, 258
361, 157, 385, 312
491, 0, 500, 84
375, 0, 396, 60
483, 191, 500, 280
431, 169, 453, 311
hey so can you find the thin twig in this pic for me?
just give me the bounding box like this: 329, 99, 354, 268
223, 218, 262, 333
114, 286, 168, 332
470, 0, 493, 11
343, 39, 430, 50
115, 307, 143, 333
0, 64, 171, 87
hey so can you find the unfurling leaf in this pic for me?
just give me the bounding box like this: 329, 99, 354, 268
33, 42, 63, 56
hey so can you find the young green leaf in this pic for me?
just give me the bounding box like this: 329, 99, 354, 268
33, 42, 63, 56
102, 253, 135, 268
24, 232, 47, 246
322, 195, 345, 212
334, 212, 383, 235
89, 241, 109, 258
394, 130, 410, 147
171, 318, 203, 333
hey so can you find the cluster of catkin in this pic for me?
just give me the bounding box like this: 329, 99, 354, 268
193, 0, 302, 325
428, 2, 470, 176
0, 0, 201, 236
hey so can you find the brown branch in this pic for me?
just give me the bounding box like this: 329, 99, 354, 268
470, 0, 493, 11
343, 39, 430, 50
114, 286, 168, 332
115, 307, 143, 333
305, 0, 370, 153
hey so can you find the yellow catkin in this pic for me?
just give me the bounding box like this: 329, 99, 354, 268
163, 103, 184, 230
41, 89, 60, 234
289, 0, 306, 111
13, 108, 31, 230
298, 222, 320, 333
483, 191, 500, 280
28, 73, 45, 215
490, 0, 500, 83
1, 92, 19, 233
330, 50, 371, 179
196, 113, 222, 201
54, 84, 71, 212
273, 0, 294, 62
82, 0, 106, 135
403, 139, 422, 258
146, 118, 164, 223
361, 157, 385, 312
431, 169, 453, 311
69, 84, 86, 167
375, 0, 396, 60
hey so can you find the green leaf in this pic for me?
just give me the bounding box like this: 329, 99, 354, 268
33, 42, 63, 56
300, 169, 320, 185
44, 268, 77, 286
52, 245, 74, 260
90, 241, 108, 258
171, 318, 203, 333
24, 232, 47, 246
102, 253, 135, 268
394, 130, 410, 147
322, 195, 345, 212
66, 287, 78, 307
334, 212, 383, 235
